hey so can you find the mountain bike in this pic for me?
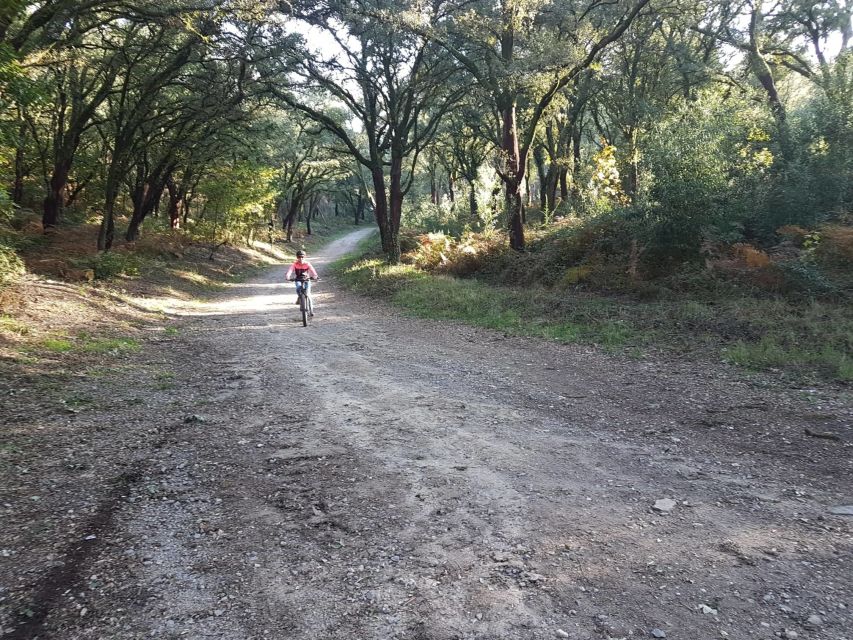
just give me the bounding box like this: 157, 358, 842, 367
289, 277, 317, 326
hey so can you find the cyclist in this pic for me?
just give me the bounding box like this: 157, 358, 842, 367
286, 250, 319, 313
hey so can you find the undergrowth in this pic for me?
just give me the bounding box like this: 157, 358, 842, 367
335, 228, 853, 382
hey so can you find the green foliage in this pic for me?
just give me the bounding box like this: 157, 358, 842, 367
0, 243, 23, 285
194, 161, 278, 243
638, 100, 759, 264
403, 200, 467, 237
0, 190, 24, 285
78, 251, 142, 280
77, 336, 140, 354
39, 338, 74, 353
724, 338, 852, 381
776, 261, 840, 296
336, 236, 852, 381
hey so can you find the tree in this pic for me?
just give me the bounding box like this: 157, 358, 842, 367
263, 0, 465, 262
95, 18, 205, 248
272, 115, 349, 242
415, 0, 651, 249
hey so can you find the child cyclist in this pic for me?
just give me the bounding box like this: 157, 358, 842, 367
286, 250, 319, 314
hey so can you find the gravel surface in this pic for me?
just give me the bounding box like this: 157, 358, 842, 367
1, 228, 851, 640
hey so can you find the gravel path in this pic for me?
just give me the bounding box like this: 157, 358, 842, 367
2, 228, 851, 640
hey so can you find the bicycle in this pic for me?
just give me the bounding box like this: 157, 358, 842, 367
288, 277, 317, 326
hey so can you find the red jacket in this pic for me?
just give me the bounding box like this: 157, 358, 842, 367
286, 260, 318, 281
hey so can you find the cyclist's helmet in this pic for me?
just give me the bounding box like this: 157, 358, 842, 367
296, 250, 305, 258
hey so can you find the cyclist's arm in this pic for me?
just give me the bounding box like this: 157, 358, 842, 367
285, 263, 295, 280
307, 264, 319, 279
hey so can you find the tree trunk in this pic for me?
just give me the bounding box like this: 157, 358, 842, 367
42, 159, 71, 228
626, 128, 639, 200
12, 120, 26, 204
183, 197, 192, 227
500, 95, 525, 250
387, 152, 404, 264
166, 178, 181, 229
13, 148, 25, 204
355, 191, 363, 225
545, 166, 558, 214
283, 198, 300, 242
468, 181, 478, 220
506, 181, 524, 250
125, 172, 170, 242
748, 3, 791, 162
571, 125, 582, 200
370, 165, 390, 254
533, 146, 547, 210
98, 168, 120, 250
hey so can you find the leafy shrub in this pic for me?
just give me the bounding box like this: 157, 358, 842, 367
0, 243, 24, 284
79, 251, 142, 279
403, 200, 466, 237
732, 243, 771, 268
776, 225, 809, 245
410, 232, 453, 270
814, 225, 853, 267
0, 190, 24, 284
776, 261, 840, 297
398, 231, 421, 255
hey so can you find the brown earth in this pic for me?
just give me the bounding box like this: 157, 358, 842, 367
0, 228, 851, 640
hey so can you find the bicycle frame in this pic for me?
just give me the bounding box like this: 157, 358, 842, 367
289, 277, 315, 326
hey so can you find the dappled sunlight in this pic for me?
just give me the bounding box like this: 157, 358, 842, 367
131, 285, 344, 320
223, 281, 290, 290
123, 228, 376, 319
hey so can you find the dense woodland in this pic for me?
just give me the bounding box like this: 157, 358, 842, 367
0, 0, 850, 286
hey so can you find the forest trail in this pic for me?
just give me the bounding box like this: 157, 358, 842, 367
2, 229, 851, 640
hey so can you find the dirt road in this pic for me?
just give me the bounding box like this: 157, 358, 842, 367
2, 229, 851, 639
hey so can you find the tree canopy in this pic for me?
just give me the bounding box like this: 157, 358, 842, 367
0, 0, 849, 263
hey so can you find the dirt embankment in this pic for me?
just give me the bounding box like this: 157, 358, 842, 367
1, 228, 850, 640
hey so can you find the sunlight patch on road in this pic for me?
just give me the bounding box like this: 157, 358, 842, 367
134, 288, 338, 318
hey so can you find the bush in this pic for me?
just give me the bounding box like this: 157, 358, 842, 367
814, 225, 853, 268
0, 243, 24, 284
776, 261, 840, 297
79, 251, 142, 279
403, 200, 466, 237
0, 190, 24, 285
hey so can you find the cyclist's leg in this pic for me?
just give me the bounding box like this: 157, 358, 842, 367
294, 280, 304, 304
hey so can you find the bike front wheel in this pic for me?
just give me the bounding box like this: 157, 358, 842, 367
299, 294, 309, 326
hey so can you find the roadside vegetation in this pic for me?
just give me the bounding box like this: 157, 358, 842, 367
336, 223, 852, 382
0, 208, 356, 407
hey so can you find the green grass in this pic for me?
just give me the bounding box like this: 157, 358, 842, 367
0, 315, 29, 335
40, 338, 74, 353
334, 241, 852, 382
77, 336, 140, 354
26, 334, 140, 356
337, 253, 648, 350
724, 338, 853, 381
